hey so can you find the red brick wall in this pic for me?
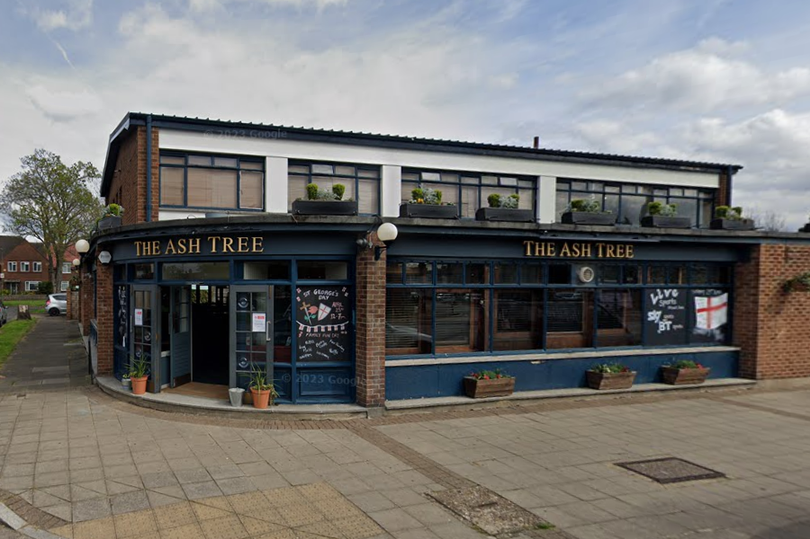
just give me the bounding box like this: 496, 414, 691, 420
2, 242, 49, 290
354, 233, 386, 407
107, 126, 160, 225
95, 260, 114, 376
80, 268, 92, 336
734, 244, 810, 379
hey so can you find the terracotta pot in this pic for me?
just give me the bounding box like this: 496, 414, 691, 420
251, 388, 272, 409
131, 376, 148, 395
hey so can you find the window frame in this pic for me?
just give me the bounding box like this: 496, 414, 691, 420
287, 161, 381, 216
25, 281, 39, 292
62, 263, 71, 274
33, 262, 42, 273
20, 262, 30, 272
7, 262, 16, 272
159, 151, 265, 212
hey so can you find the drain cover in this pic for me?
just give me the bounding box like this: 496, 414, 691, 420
617, 457, 725, 484
429, 486, 545, 535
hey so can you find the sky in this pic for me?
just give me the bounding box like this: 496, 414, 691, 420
1, 0, 810, 228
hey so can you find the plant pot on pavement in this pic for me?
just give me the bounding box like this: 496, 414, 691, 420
131, 376, 148, 395
250, 388, 272, 409
229, 388, 245, 407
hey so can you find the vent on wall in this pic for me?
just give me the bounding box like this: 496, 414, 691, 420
575, 265, 596, 284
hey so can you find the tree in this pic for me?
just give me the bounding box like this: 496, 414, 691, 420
0, 149, 103, 290
748, 207, 787, 232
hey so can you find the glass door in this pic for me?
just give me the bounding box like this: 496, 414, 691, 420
230, 286, 273, 390
131, 285, 159, 392
170, 286, 191, 386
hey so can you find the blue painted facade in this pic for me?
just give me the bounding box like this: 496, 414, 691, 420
385, 350, 739, 400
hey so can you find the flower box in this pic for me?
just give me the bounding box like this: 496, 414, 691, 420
463, 376, 515, 398
292, 200, 358, 216
586, 370, 636, 390
399, 203, 458, 219
660, 366, 711, 385
475, 207, 534, 223
561, 212, 615, 226
710, 218, 754, 231
98, 216, 122, 230
640, 216, 691, 229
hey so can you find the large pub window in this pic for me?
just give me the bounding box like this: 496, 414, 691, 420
287, 162, 381, 215
385, 260, 731, 358
159, 152, 264, 211
555, 180, 715, 227
401, 169, 536, 219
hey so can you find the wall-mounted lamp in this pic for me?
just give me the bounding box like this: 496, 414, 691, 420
76, 239, 90, 254
357, 223, 399, 261
98, 251, 112, 265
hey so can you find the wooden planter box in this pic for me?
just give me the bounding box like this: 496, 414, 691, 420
710, 218, 754, 231
98, 216, 122, 230
399, 203, 458, 219
292, 200, 357, 216
561, 212, 615, 226
475, 207, 534, 223
586, 370, 636, 390
463, 376, 515, 398
641, 215, 691, 229
660, 366, 711, 385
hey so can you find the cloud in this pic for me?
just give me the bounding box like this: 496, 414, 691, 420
26, 0, 93, 32
581, 38, 810, 113
187, 0, 349, 12
26, 84, 104, 122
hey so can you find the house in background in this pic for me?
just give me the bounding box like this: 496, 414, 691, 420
0, 236, 49, 293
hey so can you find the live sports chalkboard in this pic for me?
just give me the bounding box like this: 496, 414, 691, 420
645, 288, 687, 346
296, 286, 351, 363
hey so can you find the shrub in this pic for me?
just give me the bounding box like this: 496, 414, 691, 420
103, 204, 124, 217
647, 201, 678, 217
306, 183, 319, 201
590, 363, 630, 374
37, 281, 53, 295
332, 184, 345, 200
502, 194, 519, 209
570, 198, 602, 213
666, 359, 705, 369
487, 193, 501, 208
715, 206, 743, 220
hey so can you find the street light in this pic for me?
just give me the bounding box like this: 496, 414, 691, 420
76, 239, 90, 254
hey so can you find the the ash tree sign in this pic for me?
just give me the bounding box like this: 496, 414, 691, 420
296, 286, 350, 362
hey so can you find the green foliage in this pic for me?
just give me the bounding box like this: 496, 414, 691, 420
410, 187, 445, 205
666, 359, 705, 369
569, 198, 602, 213
305, 183, 319, 201
332, 184, 345, 200
647, 201, 678, 217
589, 363, 630, 374
487, 193, 501, 208
248, 363, 280, 396
411, 188, 424, 202
0, 149, 103, 288
782, 272, 810, 293
715, 205, 744, 220
502, 194, 520, 209
128, 356, 150, 378
0, 319, 37, 369
468, 368, 513, 380
36, 281, 53, 295
103, 203, 123, 217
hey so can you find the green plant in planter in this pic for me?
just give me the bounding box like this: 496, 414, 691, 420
665, 359, 705, 369
715, 205, 744, 220
305, 183, 319, 201
129, 356, 150, 378
410, 187, 444, 205
487, 193, 501, 208
332, 184, 345, 200
590, 363, 630, 374
248, 366, 278, 393
569, 198, 606, 213
103, 203, 124, 217
647, 201, 678, 217
486, 193, 520, 209
782, 271, 810, 293
304, 183, 348, 201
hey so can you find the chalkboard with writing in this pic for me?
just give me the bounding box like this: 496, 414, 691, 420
645, 288, 687, 346
296, 286, 351, 363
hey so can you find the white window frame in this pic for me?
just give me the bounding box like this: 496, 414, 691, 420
33, 262, 42, 272
7, 262, 16, 272
25, 281, 39, 292
60, 281, 69, 292
62, 263, 71, 274
20, 262, 29, 272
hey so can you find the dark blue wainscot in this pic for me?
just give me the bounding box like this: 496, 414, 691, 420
385, 348, 740, 400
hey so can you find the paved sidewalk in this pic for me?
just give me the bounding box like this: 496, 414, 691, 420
0, 317, 90, 393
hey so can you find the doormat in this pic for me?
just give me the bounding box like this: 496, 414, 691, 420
617, 457, 725, 484
429, 485, 547, 535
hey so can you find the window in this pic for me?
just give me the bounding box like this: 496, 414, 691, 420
556, 180, 715, 227
25, 281, 39, 291
386, 260, 731, 357
159, 153, 264, 211
6, 262, 16, 272
20, 262, 29, 272
62, 263, 71, 274
33, 262, 42, 272
60, 281, 69, 292
288, 162, 380, 215
402, 169, 536, 219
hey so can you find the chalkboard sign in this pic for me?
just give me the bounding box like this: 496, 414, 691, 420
645, 288, 686, 346
690, 288, 728, 344
296, 286, 351, 363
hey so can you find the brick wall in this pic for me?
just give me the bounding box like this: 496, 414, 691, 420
107, 126, 160, 224
734, 243, 810, 379
80, 269, 92, 336
2, 242, 49, 291
95, 260, 114, 376
354, 233, 386, 407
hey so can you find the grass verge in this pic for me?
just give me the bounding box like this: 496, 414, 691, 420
0, 319, 38, 369
3, 299, 46, 315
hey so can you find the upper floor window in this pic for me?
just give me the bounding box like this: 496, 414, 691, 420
288, 162, 380, 215
33, 262, 42, 272
7, 262, 16, 272
160, 153, 264, 211
62, 263, 71, 274
20, 262, 30, 272
556, 180, 715, 227
401, 169, 536, 219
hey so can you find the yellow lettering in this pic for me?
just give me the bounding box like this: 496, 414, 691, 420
560, 243, 571, 257
208, 236, 220, 253
252, 237, 263, 253
176, 239, 187, 255
238, 237, 249, 253
222, 237, 235, 253
626, 245, 634, 259
135, 241, 142, 257
596, 243, 605, 258
581, 243, 592, 258
547, 243, 556, 257
165, 239, 176, 255
152, 241, 161, 256
188, 238, 200, 254
524, 240, 533, 257
606, 244, 616, 258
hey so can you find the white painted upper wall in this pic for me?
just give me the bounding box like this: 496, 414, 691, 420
157, 129, 722, 222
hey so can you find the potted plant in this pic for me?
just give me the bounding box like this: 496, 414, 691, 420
129, 356, 149, 395
98, 204, 124, 230
292, 183, 358, 215
400, 187, 458, 219
463, 369, 515, 398
121, 375, 131, 390
475, 193, 534, 222
641, 202, 691, 229
248, 365, 279, 409
782, 271, 810, 293
561, 198, 615, 226
586, 363, 636, 390
710, 206, 754, 230
660, 360, 711, 385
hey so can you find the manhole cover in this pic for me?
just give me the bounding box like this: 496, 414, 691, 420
617, 457, 725, 484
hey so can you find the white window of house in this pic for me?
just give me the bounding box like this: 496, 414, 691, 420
7, 262, 16, 272
25, 281, 39, 291
21, 262, 29, 272
33, 262, 42, 272
60, 281, 69, 292
62, 263, 71, 274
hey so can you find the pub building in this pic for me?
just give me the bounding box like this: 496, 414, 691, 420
76, 112, 810, 408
